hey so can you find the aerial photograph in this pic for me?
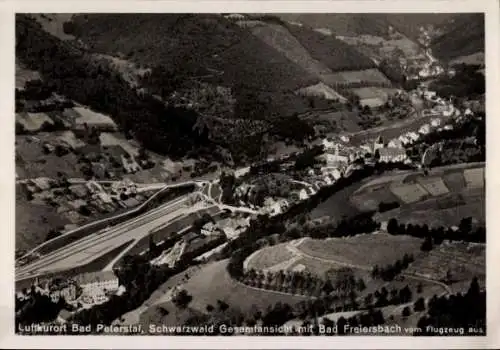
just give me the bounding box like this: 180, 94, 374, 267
14, 13, 485, 336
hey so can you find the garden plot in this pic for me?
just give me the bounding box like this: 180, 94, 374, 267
463, 168, 484, 189
416, 177, 450, 197
390, 183, 429, 204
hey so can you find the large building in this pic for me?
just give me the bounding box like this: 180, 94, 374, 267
73, 271, 119, 304
378, 147, 408, 163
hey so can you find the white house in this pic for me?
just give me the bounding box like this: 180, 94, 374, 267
322, 138, 336, 150
388, 138, 403, 149
423, 90, 437, 100
201, 222, 218, 236
464, 108, 473, 116
444, 124, 454, 131
298, 188, 309, 200
419, 124, 431, 134
340, 135, 350, 143
406, 132, 420, 142
431, 118, 442, 127
443, 106, 454, 117
378, 147, 408, 163
398, 135, 410, 145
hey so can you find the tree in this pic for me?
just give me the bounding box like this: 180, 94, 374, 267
206, 304, 214, 313
414, 297, 426, 312
417, 283, 423, 294
420, 236, 433, 252
459, 217, 473, 235
172, 289, 192, 309
402, 306, 411, 317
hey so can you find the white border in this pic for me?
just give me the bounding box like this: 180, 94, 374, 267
1, 1, 499, 348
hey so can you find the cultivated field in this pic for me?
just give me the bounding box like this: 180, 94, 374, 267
415, 177, 450, 196
405, 241, 485, 282
327, 69, 391, 84
389, 183, 429, 204
351, 87, 397, 100
297, 234, 423, 267
16, 136, 83, 178
350, 185, 401, 211
463, 167, 485, 189
16, 112, 54, 132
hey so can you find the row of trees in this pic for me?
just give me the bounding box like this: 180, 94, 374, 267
386, 217, 486, 244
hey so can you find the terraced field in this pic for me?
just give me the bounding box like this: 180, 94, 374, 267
406, 241, 485, 282
327, 69, 391, 84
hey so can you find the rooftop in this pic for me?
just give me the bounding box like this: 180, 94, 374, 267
73, 271, 118, 286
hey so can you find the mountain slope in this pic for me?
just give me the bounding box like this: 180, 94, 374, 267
278, 13, 456, 41
69, 14, 318, 93
431, 13, 485, 62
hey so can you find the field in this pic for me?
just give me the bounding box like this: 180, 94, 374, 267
297, 234, 423, 267
326, 69, 391, 84
73, 106, 117, 129
463, 167, 485, 189
99, 132, 140, 156
416, 177, 450, 196
16, 136, 83, 179
350, 185, 401, 211
389, 183, 429, 204
15, 63, 41, 90
16, 193, 69, 252
450, 52, 484, 66
406, 241, 485, 282
244, 243, 296, 271
351, 87, 397, 100
167, 260, 307, 315
16, 112, 54, 132
375, 193, 485, 227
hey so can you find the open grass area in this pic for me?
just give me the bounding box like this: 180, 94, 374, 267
16, 195, 69, 252
297, 233, 423, 268
16, 136, 83, 178
244, 243, 296, 271
326, 69, 390, 84
350, 185, 400, 212
171, 260, 307, 315
463, 167, 485, 189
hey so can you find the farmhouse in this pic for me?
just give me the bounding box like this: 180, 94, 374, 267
431, 118, 442, 127
378, 147, 408, 163
201, 222, 219, 236
419, 124, 431, 135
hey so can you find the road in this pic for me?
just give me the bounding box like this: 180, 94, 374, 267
15, 195, 208, 282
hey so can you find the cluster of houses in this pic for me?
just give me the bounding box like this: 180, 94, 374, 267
22, 177, 147, 226
17, 270, 125, 322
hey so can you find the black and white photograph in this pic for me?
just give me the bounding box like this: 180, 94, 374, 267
3, 0, 498, 347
